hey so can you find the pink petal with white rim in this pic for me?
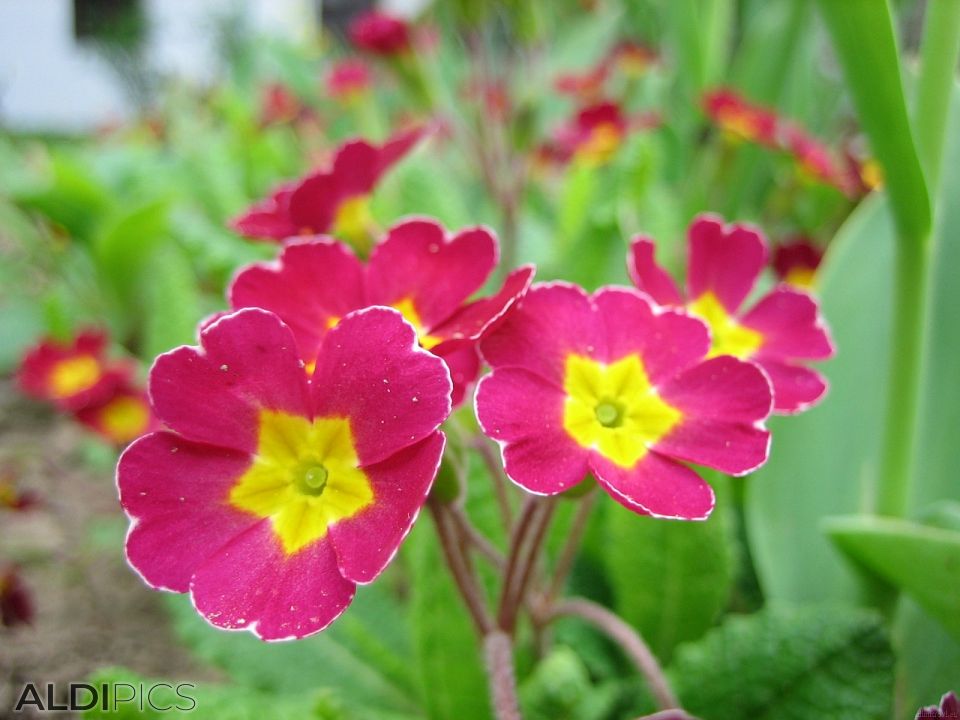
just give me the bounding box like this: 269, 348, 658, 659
367, 220, 498, 329
687, 214, 767, 313
119, 432, 257, 592
740, 287, 834, 360
190, 522, 355, 641
659, 355, 772, 423
330, 432, 444, 584
433, 342, 481, 407
475, 368, 589, 495
479, 283, 602, 388
754, 357, 829, 414
229, 238, 366, 363
593, 287, 709, 384
590, 452, 716, 520
311, 307, 452, 466
627, 237, 684, 306
149, 309, 311, 453
429, 265, 535, 347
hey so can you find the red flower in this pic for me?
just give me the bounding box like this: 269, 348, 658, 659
17, 329, 132, 411
259, 82, 307, 127
772, 236, 824, 289
348, 10, 412, 56
546, 101, 632, 167
118, 308, 450, 640
609, 41, 657, 77
702, 88, 779, 147
230, 126, 428, 245
327, 59, 373, 101
782, 125, 851, 194
0, 473, 41, 511
916, 692, 959, 719
1, 566, 34, 627
75, 382, 159, 446
554, 65, 609, 101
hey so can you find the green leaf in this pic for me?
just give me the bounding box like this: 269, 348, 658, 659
825, 515, 960, 641
670, 606, 895, 720
140, 242, 203, 359
815, 0, 930, 245
163, 586, 422, 717
745, 196, 894, 604
408, 520, 491, 720
604, 478, 734, 662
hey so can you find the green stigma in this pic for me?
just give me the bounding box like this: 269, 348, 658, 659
594, 401, 623, 428
297, 464, 329, 496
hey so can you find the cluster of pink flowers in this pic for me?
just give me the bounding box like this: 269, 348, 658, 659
17, 329, 157, 446
702, 87, 870, 197
110, 122, 833, 640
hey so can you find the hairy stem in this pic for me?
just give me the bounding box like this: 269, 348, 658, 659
475, 438, 515, 529
549, 597, 679, 710
498, 498, 555, 633
484, 631, 524, 720
546, 490, 597, 602
448, 502, 506, 569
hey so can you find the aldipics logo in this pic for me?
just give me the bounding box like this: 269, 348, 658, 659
13, 682, 197, 714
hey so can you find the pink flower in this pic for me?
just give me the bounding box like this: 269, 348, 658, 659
772, 236, 824, 289
75, 382, 159, 445
546, 101, 657, 167
916, 692, 959, 719
782, 125, 851, 195
117, 308, 451, 640
1, 566, 34, 627
554, 65, 609, 101
348, 10, 412, 56
229, 218, 535, 406
702, 88, 779, 148
475, 283, 772, 520
629, 214, 834, 414
230, 126, 428, 245
17, 329, 132, 411
259, 82, 307, 127
327, 59, 373, 101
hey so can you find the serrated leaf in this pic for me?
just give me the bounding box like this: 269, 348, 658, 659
670, 606, 894, 720
604, 478, 734, 662
826, 515, 960, 641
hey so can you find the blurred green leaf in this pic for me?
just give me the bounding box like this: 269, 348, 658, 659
815, 0, 930, 244
670, 606, 894, 720
519, 646, 620, 720
826, 516, 960, 642
408, 520, 491, 720
746, 195, 894, 605
141, 241, 203, 358
603, 479, 734, 663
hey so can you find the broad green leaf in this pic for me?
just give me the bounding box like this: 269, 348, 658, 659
670, 606, 895, 720
519, 647, 620, 720
826, 516, 960, 641
745, 194, 894, 604
141, 242, 203, 359
815, 0, 930, 245
163, 586, 422, 717
408, 520, 491, 720
604, 478, 734, 662
893, 600, 960, 718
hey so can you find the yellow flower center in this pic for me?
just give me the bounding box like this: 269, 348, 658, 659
229, 411, 373, 555
686, 292, 763, 359
48, 355, 102, 398
391, 297, 443, 350
562, 354, 682, 468
576, 123, 622, 167
719, 114, 760, 144
100, 396, 150, 442
784, 266, 817, 289
332, 195, 373, 245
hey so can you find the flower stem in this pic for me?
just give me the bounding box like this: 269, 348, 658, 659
548, 597, 680, 710
475, 438, 515, 529
546, 489, 597, 602
483, 631, 524, 720
497, 497, 555, 633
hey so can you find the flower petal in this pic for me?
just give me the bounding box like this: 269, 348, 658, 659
754, 358, 829, 414
119, 432, 256, 592
475, 368, 589, 495
229, 185, 299, 241
149, 309, 311, 453
479, 283, 602, 388
228, 238, 366, 363
190, 522, 355, 641
687, 214, 767, 313
429, 265, 536, 346
627, 237, 684, 306
330, 432, 444, 584
740, 287, 834, 360
367, 220, 498, 329
433, 342, 481, 407
311, 307, 452, 466
590, 452, 716, 520
593, 287, 710, 385
656, 356, 772, 475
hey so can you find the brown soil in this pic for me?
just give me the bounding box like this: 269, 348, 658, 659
0, 380, 214, 719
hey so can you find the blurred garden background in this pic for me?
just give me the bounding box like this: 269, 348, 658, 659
1, 0, 959, 718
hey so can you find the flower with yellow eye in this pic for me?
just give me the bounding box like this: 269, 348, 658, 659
117, 307, 451, 640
